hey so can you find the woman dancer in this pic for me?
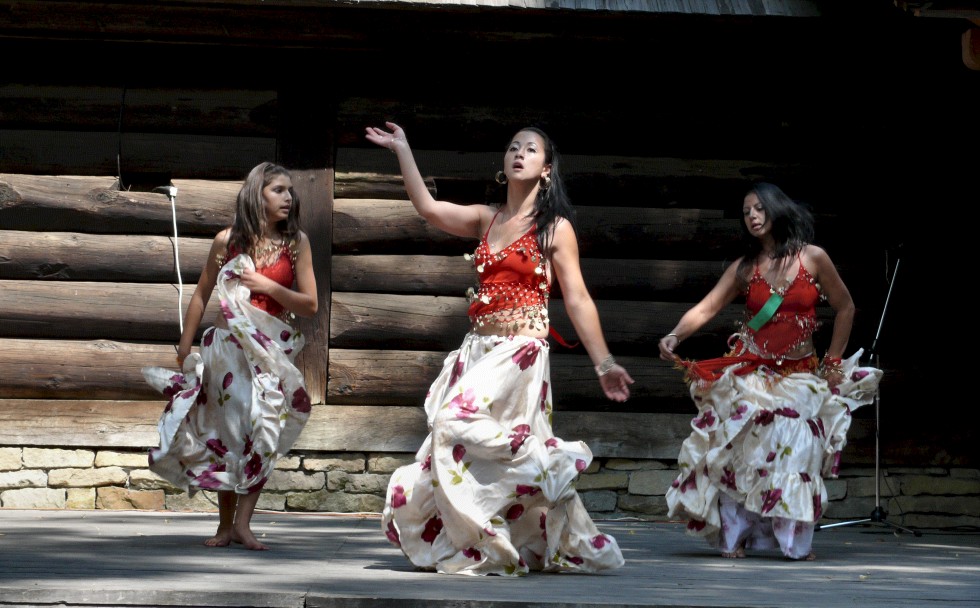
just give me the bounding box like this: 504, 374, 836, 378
659, 182, 881, 560
366, 122, 632, 575
143, 162, 317, 550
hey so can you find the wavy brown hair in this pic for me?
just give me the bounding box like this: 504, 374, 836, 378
227, 162, 301, 256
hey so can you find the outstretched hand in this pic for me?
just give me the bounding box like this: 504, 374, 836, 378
599, 365, 634, 403
365, 121, 407, 151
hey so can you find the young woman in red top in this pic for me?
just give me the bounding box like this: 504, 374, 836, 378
143, 162, 317, 550
366, 122, 632, 576
658, 182, 882, 560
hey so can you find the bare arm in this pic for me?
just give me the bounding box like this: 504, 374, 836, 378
658, 259, 743, 361
240, 230, 318, 318
176, 230, 228, 364
550, 219, 633, 402
366, 122, 490, 239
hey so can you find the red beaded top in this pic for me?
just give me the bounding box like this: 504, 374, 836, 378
224, 241, 296, 321
737, 257, 821, 359
466, 216, 550, 334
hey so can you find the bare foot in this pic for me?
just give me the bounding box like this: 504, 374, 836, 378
232, 525, 269, 551
721, 547, 746, 558
204, 529, 233, 547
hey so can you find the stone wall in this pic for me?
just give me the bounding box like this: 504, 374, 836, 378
1, 447, 976, 532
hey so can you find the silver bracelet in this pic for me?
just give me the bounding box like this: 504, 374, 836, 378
665, 333, 678, 339
595, 354, 617, 377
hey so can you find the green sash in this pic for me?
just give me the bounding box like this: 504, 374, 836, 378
746, 292, 783, 331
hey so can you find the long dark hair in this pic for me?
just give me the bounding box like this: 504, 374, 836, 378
228, 162, 301, 255
491, 127, 577, 253
735, 181, 814, 280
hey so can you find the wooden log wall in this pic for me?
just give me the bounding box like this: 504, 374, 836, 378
1, 3, 976, 469
0, 139, 944, 466
0, 149, 881, 465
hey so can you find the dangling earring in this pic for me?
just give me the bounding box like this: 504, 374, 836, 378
540, 175, 552, 191
495, 170, 508, 185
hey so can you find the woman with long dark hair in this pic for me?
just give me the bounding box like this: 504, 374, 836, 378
658, 182, 881, 560
365, 122, 631, 575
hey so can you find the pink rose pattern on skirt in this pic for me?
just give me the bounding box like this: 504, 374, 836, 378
665, 349, 882, 557
382, 333, 625, 576
142, 254, 310, 495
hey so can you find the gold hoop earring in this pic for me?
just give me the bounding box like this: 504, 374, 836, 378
495, 170, 508, 185
540, 175, 552, 191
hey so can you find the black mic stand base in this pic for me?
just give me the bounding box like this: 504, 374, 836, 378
816, 506, 921, 536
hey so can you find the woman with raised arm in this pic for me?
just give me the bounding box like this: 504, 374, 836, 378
143, 162, 318, 551
658, 182, 881, 561
366, 122, 632, 576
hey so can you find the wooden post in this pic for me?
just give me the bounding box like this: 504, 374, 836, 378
277, 87, 336, 404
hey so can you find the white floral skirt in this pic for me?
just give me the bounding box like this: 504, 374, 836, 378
666, 349, 882, 557
142, 254, 310, 495
382, 332, 625, 576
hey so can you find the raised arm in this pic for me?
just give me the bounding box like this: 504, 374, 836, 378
366, 122, 488, 239
658, 259, 743, 362
549, 219, 633, 402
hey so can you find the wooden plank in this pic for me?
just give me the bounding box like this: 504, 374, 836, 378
0, 339, 180, 400
0, 399, 878, 461
0, 399, 697, 458
0, 131, 276, 181
331, 254, 476, 295
0, 173, 238, 235
0, 280, 212, 341
5, 335, 907, 413
333, 198, 742, 258
328, 291, 743, 353
0, 85, 278, 135
0, 335, 684, 409
0, 230, 212, 282
332, 254, 732, 301
327, 348, 681, 409
0, 400, 163, 448
337, 147, 799, 182
291, 168, 334, 404
329, 291, 472, 351
334, 173, 435, 199
333, 198, 468, 254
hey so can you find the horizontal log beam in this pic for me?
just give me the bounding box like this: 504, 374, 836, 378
0, 85, 278, 135
333, 199, 742, 258
0, 131, 277, 182
0, 230, 211, 282
333, 173, 434, 200
0, 399, 163, 448
329, 291, 742, 355
327, 348, 684, 410
332, 254, 732, 301
338, 147, 787, 183
0, 173, 238, 235
0, 399, 885, 463
0, 339, 182, 400
0, 280, 210, 341
1, 281, 743, 379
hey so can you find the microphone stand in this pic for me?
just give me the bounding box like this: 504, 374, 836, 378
816, 252, 921, 536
